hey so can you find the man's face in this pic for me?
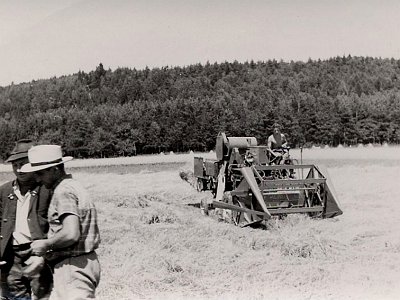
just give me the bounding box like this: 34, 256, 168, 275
273, 127, 281, 134
12, 157, 35, 183
34, 167, 56, 189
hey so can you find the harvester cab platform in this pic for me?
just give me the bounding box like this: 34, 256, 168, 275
193, 132, 342, 227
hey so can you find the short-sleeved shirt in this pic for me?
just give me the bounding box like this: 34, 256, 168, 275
47, 175, 100, 259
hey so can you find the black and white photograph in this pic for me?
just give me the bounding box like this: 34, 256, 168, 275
0, 0, 399, 299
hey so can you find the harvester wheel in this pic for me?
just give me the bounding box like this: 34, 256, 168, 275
200, 198, 209, 215
220, 192, 243, 225
230, 196, 242, 226
215, 192, 235, 224
196, 178, 204, 192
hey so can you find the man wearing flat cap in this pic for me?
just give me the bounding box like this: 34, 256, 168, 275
21, 145, 101, 300
0, 139, 53, 299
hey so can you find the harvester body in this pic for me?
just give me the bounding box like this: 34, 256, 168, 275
194, 133, 342, 226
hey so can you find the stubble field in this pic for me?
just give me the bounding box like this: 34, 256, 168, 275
1, 146, 400, 300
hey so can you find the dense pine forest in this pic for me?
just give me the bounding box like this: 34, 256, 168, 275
1, 56, 400, 159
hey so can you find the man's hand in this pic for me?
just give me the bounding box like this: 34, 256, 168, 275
23, 256, 45, 278
30, 239, 51, 256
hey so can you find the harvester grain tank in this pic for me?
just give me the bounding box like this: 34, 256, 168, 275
193, 133, 342, 226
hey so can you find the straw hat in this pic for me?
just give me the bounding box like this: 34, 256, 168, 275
20, 145, 73, 173
6, 139, 34, 163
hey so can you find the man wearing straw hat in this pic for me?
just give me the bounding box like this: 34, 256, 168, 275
0, 139, 53, 299
20, 145, 100, 300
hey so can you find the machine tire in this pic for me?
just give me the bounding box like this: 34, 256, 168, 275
215, 192, 234, 223
221, 192, 243, 225
230, 195, 243, 226
200, 198, 209, 215
196, 178, 204, 192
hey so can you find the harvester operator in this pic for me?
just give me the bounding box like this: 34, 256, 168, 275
267, 123, 288, 164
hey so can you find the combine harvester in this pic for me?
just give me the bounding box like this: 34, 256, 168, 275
194, 133, 342, 227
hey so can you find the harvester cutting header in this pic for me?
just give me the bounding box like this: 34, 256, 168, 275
193, 132, 342, 227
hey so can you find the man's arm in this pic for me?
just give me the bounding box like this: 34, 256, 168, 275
267, 135, 273, 149
281, 134, 288, 148
30, 214, 80, 256
0, 186, 6, 266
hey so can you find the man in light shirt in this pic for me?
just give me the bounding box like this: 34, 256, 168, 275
0, 140, 53, 299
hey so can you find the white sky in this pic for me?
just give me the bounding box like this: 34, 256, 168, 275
0, 0, 400, 86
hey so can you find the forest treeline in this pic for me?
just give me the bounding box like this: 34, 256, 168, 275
1, 56, 400, 159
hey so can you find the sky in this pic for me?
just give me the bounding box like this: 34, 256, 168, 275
0, 0, 400, 86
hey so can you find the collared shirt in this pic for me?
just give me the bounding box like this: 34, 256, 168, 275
47, 175, 100, 258
12, 183, 32, 245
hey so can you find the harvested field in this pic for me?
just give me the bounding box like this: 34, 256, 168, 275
1, 147, 400, 299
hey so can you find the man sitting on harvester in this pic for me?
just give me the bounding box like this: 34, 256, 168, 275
267, 123, 288, 165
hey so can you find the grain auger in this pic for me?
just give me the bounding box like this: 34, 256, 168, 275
194, 132, 342, 227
